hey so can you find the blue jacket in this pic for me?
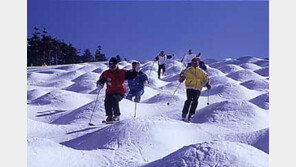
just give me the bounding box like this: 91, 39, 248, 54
128, 71, 148, 91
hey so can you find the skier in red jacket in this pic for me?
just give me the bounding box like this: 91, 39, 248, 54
96, 57, 138, 122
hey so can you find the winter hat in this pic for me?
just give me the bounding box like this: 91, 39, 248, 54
109, 57, 118, 64
192, 57, 200, 62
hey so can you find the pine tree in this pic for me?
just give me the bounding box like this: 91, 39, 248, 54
27, 27, 41, 66
116, 55, 122, 62
81, 49, 94, 62
94, 45, 107, 61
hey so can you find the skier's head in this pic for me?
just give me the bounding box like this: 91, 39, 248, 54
191, 57, 200, 68
132, 61, 141, 72
109, 57, 118, 71
188, 49, 192, 54
160, 51, 165, 56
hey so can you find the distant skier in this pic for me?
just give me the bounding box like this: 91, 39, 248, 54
154, 51, 174, 79
181, 49, 207, 71
178, 57, 211, 122
96, 57, 137, 123
126, 61, 148, 103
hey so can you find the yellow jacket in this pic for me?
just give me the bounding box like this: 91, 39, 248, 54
184, 66, 208, 91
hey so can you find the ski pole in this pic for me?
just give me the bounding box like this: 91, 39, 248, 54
88, 89, 101, 126
167, 82, 182, 105
134, 102, 137, 117
207, 89, 210, 105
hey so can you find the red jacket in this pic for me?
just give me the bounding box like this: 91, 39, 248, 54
97, 67, 137, 95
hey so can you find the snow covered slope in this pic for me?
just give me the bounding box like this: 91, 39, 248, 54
27, 57, 269, 166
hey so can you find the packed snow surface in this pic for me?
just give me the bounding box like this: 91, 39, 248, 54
27, 56, 269, 167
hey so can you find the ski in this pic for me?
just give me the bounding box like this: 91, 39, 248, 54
102, 120, 119, 124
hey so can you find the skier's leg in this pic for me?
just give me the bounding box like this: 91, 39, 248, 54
134, 89, 144, 103
126, 90, 134, 101
162, 64, 166, 76
158, 65, 161, 78
104, 93, 113, 121
182, 89, 193, 118
112, 94, 123, 118
188, 90, 201, 119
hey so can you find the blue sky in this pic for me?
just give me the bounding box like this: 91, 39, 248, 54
28, 0, 269, 61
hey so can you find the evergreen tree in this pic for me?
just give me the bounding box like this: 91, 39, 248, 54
81, 49, 94, 62
27, 27, 41, 66
116, 55, 122, 62
94, 45, 107, 61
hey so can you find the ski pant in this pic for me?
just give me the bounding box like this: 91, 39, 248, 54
182, 89, 201, 118
126, 89, 144, 103
104, 93, 124, 117
158, 64, 166, 78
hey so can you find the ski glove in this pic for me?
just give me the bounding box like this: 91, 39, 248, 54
206, 83, 211, 90
178, 76, 185, 83
96, 83, 103, 91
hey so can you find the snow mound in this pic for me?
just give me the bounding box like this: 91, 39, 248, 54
226, 69, 263, 82
254, 60, 269, 67
141, 61, 158, 73
241, 79, 269, 90
51, 98, 105, 125
217, 64, 244, 74
65, 72, 99, 93
75, 64, 98, 73
207, 83, 260, 100
39, 79, 74, 89
203, 58, 218, 64
192, 100, 268, 132
92, 65, 108, 73
58, 70, 84, 80
27, 72, 56, 85
53, 64, 84, 71
142, 93, 183, 104
209, 75, 238, 86
249, 93, 269, 110
239, 63, 262, 71
31, 90, 93, 110
146, 72, 169, 88
27, 89, 49, 102
237, 56, 263, 63
62, 117, 213, 164
144, 141, 268, 167
28, 137, 108, 167
206, 67, 225, 77
254, 67, 269, 77
224, 128, 269, 153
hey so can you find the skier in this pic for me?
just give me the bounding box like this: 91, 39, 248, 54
178, 57, 211, 122
126, 61, 148, 103
96, 57, 138, 123
154, 50, 174, 79
181, 49, 207, 71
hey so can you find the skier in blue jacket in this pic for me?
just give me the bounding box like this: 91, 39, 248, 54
126, 61, 148, 103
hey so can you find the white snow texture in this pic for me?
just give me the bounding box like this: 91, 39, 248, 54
27, 56, 269, 167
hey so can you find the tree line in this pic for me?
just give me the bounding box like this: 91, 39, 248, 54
27, 27, 123, 67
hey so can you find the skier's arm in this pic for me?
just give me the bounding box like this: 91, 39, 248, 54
199, 61, 207, 71
202, 71, 211, 89
181, 54, 187, 66
154, 56, 159, 61
125, 70, 138, 80
96, 72, 106, 89
167, 54, 174, 59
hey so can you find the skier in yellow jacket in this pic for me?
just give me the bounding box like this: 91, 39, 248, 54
178, 57, 211, 122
